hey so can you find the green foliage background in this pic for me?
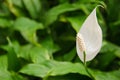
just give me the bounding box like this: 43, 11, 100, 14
0, 0, 120, 80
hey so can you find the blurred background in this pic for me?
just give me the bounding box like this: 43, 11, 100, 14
0, 0, 120, 80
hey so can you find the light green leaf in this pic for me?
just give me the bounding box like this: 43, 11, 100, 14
5, 0, 22, 17
23, 0, 41, 19
18, 44, 32, 60
115, 49, 120, 58
14, 17, 44, 44
10, 72, 27, 80
20, 60, 89, 78
0, 70, 12, 80
12, 0, 23, 8
0, 18, 13, 28
29, 46, 50, 63
32, 0, 41, 13
18, 44, 50, 63
49, 61, 89, 76
0, 55, 7, 70
111, 69, 120, 79
20, 63, 50, 78
0, 69, 26, 80
92, 70, 120, 80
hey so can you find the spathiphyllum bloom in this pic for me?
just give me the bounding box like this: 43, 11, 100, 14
76, 7, 102, 62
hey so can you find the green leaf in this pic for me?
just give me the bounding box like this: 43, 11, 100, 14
45, 3, 86, 26
5, 0, 22, 17
29, 46, 50, 63
63, 47, 76, 61
0, 70, 12, 80
111, 69, 120, 79
20, 63, 50, 78
23, 0, 41, 19
92, 70, 120, 80
48, 73, 91, 80
20, 60, 89, 78
96, 52, 115, 69
115, 49, 120, 58
14, 17, 44, 44
10, 72, 27, 80
18, 44, 50, 63
12, 0, 23, 8
0, 18, 13, 28
18, 44, 32, 60
2, 38, 21, 72
32, 0, 41, 13
101, 41, 120, 58
0, 69, 26, 80
90, 41, 120, 69
1, 40, 20, 57
7, 39, 21, 72
40, 36, 60, 55
67, 15, 86, 32
49, 61, 89, 76
0, 55, 7, 70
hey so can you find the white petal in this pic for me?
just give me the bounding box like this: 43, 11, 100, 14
76, 7, 102, 62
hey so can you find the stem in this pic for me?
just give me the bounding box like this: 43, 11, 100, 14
83, 51, 95, 80
43, 75, 48, 80
42, 70, 52, 80
43, 77, 47, 80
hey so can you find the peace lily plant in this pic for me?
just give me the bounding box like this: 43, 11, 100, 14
76, 6, 102, 79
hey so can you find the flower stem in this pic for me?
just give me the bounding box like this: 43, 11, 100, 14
83, 51, 95, 80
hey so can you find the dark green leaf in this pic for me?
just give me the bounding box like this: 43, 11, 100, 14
63, 47, 76, 61
48, 73, 91, 80
45, 3, 87, 26
40, 36, 60, 55
2, 38, 21, 71
101, 41, 120, 58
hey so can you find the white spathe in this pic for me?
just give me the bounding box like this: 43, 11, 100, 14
76, 7, 102, 62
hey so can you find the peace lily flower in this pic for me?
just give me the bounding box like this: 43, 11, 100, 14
76, 7, 102, 62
